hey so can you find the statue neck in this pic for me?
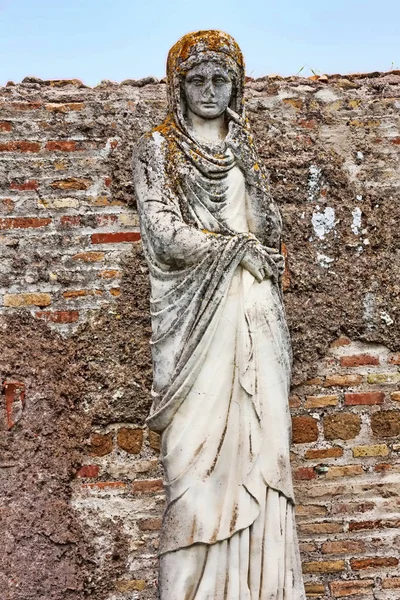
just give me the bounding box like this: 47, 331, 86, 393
186, 109, 228, 144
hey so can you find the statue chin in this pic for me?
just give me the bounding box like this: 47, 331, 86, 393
132, 29, 306, 600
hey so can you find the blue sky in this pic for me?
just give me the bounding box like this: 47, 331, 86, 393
0, 0, 399, 86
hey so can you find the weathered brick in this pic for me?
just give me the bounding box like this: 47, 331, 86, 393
131, 479, 163, 494
8, 101, 42, 111
340, 354, 379, 367
77, 465, 100, 478
3, 380, 25, 430
51, 177, 91, 190
83, 481, 126, 490
96, 214, 118, 226
367, 372, 400, 384
99, 269, 121, 279
294, 467, 316, 480
322, 540, 365, 555
137, 518, 162, 531
9, 179, 38, 191
116, 428, 143, 454
72, 251, 105, 262
63, 289, 103, 299
305, 447, 343, 459
382, 577, 400, 589
331, 502, 375, 515
45, 140, 80, 152
303, 560, 345, 574
296, 504, 327, 517
325, 374, 363, 387
330, 335, 351, 348
329, 579, 374, 597
45, 102, 85, 112
60, 215, 81, 227
323, 413, 361, 440
298, 522, 343, 535
388, 354, 400, 365
371, 410, 400, 437
91, 231, 141, 244
352, 444, 389, 457
41, 198, 80, 209
344, 391, 384, 405
391, 391, 400, 402
326, 465, 364, 478
304, 377, 324, 386
4, 293, 51, 307
0, 217, 51, 230
0, 121, 13, 131
0, 141, 40, 153
116, 580, 146, 592
350, 557, 398, 570
119, 213, 139, 227
305, 394, 339, 408
90, 432, 113, 457
36, 310, 79, 324
292, 415, 318, 443
304, 584, 325, 597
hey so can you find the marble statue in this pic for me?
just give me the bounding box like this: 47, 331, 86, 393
133, 30, 306, 599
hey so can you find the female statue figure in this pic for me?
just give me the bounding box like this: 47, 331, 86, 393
133, 30, 306, 599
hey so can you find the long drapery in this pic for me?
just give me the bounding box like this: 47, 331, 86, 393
133, 29, 305, 600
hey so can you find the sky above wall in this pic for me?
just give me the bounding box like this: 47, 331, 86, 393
0, 0, 399, 86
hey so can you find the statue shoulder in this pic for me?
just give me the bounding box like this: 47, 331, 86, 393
133, 130, 168, 166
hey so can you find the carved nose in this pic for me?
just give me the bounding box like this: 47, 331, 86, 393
203, 82, 216, 98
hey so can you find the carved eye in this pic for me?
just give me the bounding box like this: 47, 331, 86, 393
214, 77, 227, 85
191, 77, 204, 86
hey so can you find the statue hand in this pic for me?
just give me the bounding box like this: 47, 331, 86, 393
240, 243, 284, 283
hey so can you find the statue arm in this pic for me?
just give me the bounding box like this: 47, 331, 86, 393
133, 135, 222, 268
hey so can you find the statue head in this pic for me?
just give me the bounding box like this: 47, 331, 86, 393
166, 30, 245, 130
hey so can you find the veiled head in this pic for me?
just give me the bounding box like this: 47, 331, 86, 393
166, 30, 245, 130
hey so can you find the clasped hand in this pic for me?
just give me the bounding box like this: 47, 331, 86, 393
240, 242, 284, 283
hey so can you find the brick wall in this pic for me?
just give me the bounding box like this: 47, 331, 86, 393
1, 71, 399, 599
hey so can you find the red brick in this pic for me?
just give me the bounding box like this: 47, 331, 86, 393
0, 141, 40, 153
9, 102, 42, 111
3, 381, 25, 430
45, 140, 80, 152
350, 557, 398, 570
63, 289, 103, 299
91, 231, 141, 244
99, 269, 121, 279
391, 137, 400, 145
344, 391, 384, 406
292, 415, 319, 443
305, 447, 343, 459
61, 215, 81, 227
294, 467, 316, 480
303, 560, 345, 574
388, 354, 400, 365
298, 119, 317, 129
0, 121, 13, 132
0, 217, 51, 230
349, 520, 381, 532
138, 518, 162, 531
83, 481, 126, 490
36, 310, 79, 324
77, 465, 100, 478
9, 180, 38, 191
331, 336, 351, 348
340, 354, 379, 367
329, 579, 374, 597
51, 178, 91, 190
104, 176, 112, 187
131, 479, 163, 494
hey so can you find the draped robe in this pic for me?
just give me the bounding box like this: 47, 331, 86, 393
133, 128, 306, 599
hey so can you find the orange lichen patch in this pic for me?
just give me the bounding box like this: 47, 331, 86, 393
167, 30, 244, 75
